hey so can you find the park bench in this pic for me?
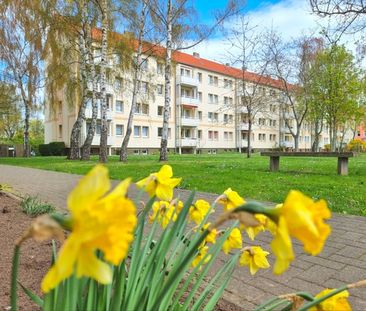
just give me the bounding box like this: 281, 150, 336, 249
260, 152, 355, 176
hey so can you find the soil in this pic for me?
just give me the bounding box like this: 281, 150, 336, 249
0, 193, 245, 311
0, 192, 53, 311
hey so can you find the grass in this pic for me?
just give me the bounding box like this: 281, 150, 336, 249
1, 153, 365, 216
20, 195, 56, 217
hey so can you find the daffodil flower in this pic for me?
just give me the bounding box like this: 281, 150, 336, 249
192, 245, 211, 268
271, 190, 331, 274
217, 188, 245, 211
150, 200, 177, 228
41, 165, 137, 293
239, 246, 270, 275
189, 199, 211, 224
222, 227, 242, 254
241, 214, 276, 240
136, 165, 181, 201
309, 289, 351, 311
197, 223, 217, 244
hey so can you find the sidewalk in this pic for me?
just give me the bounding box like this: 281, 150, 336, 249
1, 164, 366, 309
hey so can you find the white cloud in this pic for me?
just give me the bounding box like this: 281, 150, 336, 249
187, 0, 358, 65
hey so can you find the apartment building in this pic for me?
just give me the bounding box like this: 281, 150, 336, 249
45, 34, 337, 155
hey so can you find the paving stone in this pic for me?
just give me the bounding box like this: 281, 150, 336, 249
334, 265, 366, 284
298, 266, 338, 283
329, 254, 366, 269
300, 254, 345, 270
336, 245, 366, 259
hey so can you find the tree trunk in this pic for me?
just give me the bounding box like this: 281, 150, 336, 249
120, 0, 147, 162
99, 0, 108, 163
69, 18, 88, 160
81, 21, 97, 161
23, 102, 31, 157
159, 0, 172, 162
294, 134, 299, 151
247, 112, 252, 158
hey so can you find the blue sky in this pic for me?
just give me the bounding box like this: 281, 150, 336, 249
187, 0, 358, 64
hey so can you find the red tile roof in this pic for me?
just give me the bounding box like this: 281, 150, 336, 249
92, 28, 289, 90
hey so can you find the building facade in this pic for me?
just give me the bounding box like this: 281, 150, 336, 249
45, 40, 340, 155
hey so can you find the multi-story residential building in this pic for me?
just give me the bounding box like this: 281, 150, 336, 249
45, 32, 338, 155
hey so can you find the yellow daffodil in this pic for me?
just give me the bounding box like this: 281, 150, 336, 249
192, 245, 211, 268
150, 201, 177, 228
218, 188, 245, 211
309, 289, 351, 311
242, 214, 277, 240
222, 227, 242, 254
189, 199, 211, 224
175, 200, 184, 214
278, 190, 331, 255
136, 165, 181, 201
239, 246, 270, 275
200, 223, 217, 244
271, 217, 295, 274
41, 165, 137, 293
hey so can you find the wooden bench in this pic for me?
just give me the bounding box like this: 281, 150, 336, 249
260, 152, 355, 176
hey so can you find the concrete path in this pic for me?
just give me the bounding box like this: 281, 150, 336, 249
1, 164, 366, 310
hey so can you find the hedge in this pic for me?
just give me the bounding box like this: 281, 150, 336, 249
39, 142, 66, 156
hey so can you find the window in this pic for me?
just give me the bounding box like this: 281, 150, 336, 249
208, 130, 213, 140
224, 97, 233, 106
258, 133, 266, 141
214, 131, 219, 140
198, 130, 202, 139
197, 72, 202, 82
180, 67, 191, 77
208, 75, 218, 86
157, 63, 164, 74
258, 118, 266, 126
58, 125, 62, 138
157, 84, 163, 95
142, 126, 149, 137
138, 81, 148, 94
134, 126, 141, 137
115, 100, 123, 112
114, 78, 122, 90
270, 134, 277, 141
198, 111, 202, 120
208, 94, 218, 104
135, 103, 149, 115
116, 124, 124, 136
198, 92, 202, 102
224, 131, 233, 141
157, 106, 164, 116
208, 112, 218, 122
96, 123, 101, 135
223, 114, 233, 123
141, 58, 148, 71
158, 127, 171, 138
224, 79, 232, 89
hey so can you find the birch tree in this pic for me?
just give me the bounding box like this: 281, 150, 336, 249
227, 16, 272, 157
119, 0, 149, 162
0, 1, 45, 157
150, 0, 242, 161
98, 0, 109, 163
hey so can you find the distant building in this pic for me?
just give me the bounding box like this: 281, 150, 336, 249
45, 31, 350, 155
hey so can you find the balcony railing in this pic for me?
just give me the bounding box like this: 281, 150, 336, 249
240, 123, 249, 130
90, 135, 115, 146
85, 107, 112, 120
181, 117, 200, 127
180, 138, 197, 147
177, 75, 199, 87
180, 97, 199, 107
87, 82, 114, 94
282, 141, 294, 148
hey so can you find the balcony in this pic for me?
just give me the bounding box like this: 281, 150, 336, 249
239, 106, 248, 113
180, 138, 197, 147
241, 139, 248, 146
282, 141, 294, 148
281, 126, 293, 133
87, 82, 114, 94
177, 75, 199, 87
85, 107, 112, 120
90, 135, 116, 146
240, 123, 249, 130
181, 117, 200, 127
180, 97, 199, 107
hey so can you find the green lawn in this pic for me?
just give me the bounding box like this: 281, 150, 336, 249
1, 153, 365, 216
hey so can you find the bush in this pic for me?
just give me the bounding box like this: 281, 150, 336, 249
323, 144, 331, 151
20, 195, 56, 217
346, 139, 366, 152
39, 142, 66, 156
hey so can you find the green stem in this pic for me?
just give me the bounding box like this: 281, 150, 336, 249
11, 245, 20, 311
298, 286, 348, 311
234, 202, 279, 222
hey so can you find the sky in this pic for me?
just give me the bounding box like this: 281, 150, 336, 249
187, 0, 359, 65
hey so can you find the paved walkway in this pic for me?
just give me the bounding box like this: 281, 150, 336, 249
1, 164, 366, 310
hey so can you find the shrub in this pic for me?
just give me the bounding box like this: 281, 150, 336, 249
323, 144, 331, 151
39, 142, 66, 156
346, 139, 366, 152
20, 196, 55, 217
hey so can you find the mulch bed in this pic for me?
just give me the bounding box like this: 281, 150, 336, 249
0, 192, 53, 310
0, 193, 244, 311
